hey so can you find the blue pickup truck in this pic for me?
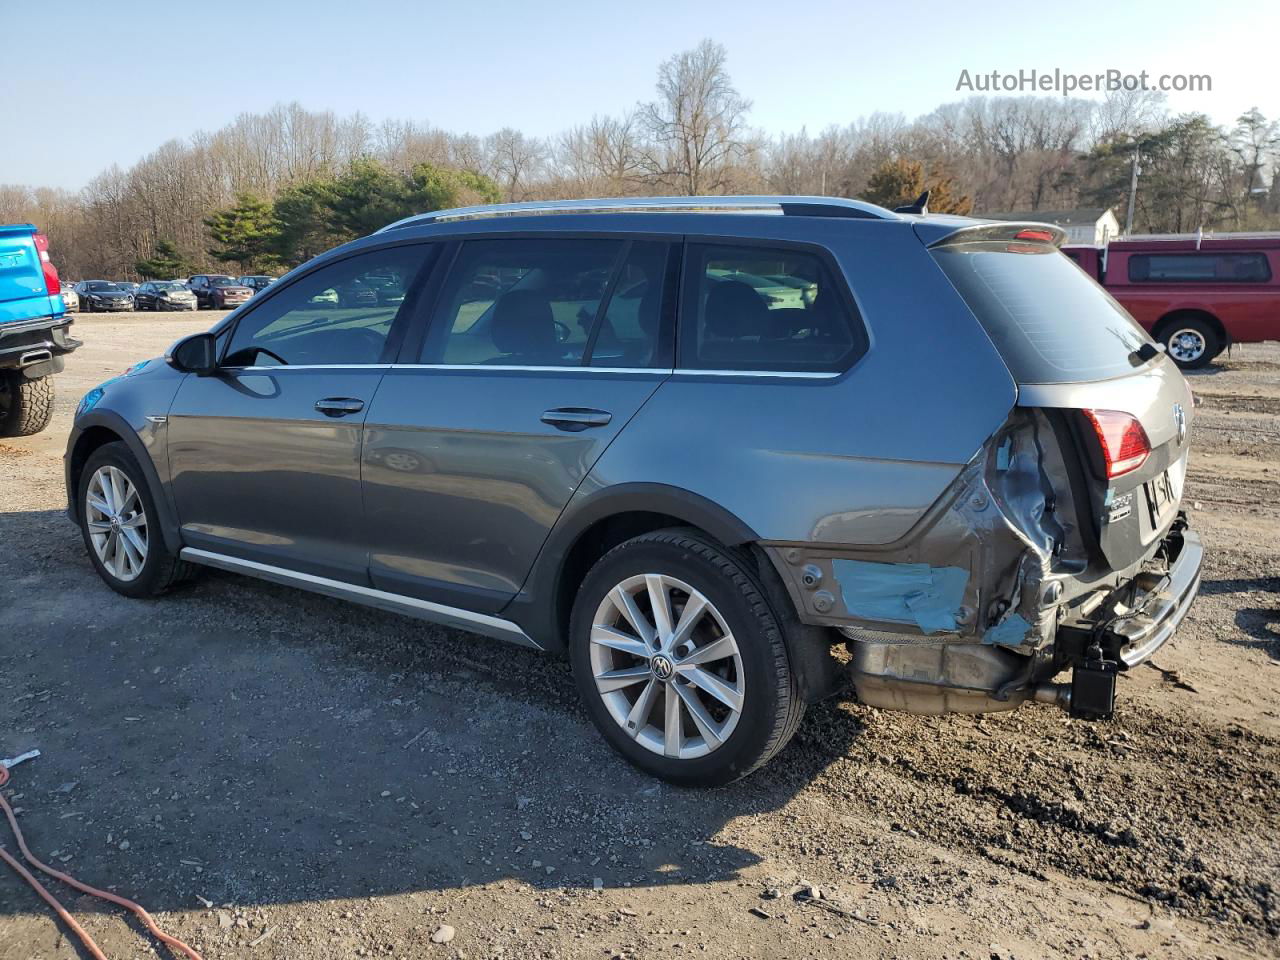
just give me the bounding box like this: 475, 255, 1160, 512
0, 224, 81, 436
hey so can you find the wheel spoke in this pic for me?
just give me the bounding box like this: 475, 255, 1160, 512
646, 574, 674, 640
87, 493, 111, 517
108, 468, 127, 515
86, 520, 113, 532
674, 682, 723, 748
591, 624, 651, 659
663, 686, 683, 757
594, 664, 651, 693
624, 678, 660, 737
610, 587, 655, 646
120, 526, 146, 568
679, 633, 736, 666
670, 592, 708, 648
682, 666, 743, 712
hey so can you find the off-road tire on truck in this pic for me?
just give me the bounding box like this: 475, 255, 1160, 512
0, 372, 54, 437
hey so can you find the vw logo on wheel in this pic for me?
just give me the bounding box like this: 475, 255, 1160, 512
651, 654, 675, 681
1173, 402, 1187, 445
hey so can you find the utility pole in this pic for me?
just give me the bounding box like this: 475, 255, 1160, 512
1124, 144, 1141, 235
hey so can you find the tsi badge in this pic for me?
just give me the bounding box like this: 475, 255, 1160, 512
1173, 402, 1187, 445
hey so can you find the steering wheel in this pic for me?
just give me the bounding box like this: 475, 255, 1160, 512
553, 320, 571, 344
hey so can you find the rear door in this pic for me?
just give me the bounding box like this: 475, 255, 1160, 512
361, 235, 677, 612
0, 225, 56, 324
167, 243, 438, 583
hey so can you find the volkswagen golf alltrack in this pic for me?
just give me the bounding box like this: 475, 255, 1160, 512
66, 196, 1202, 785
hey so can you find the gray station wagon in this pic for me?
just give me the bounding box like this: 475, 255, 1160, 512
65, 196, 1202, 785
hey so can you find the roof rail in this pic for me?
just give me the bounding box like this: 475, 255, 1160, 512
376, 195, 900, 232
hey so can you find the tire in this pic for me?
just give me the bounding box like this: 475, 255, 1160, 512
569, 528, 804, 786
0, 372, 54, 437
77, 441, 194, 598
1160, 317, 1220, 370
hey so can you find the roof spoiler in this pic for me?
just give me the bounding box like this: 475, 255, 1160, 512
925, 221, 1066, 249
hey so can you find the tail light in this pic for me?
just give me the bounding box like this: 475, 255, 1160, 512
32, 233, 61, 297
1083, 410, 1151, 478
1014, 229, 1056, 243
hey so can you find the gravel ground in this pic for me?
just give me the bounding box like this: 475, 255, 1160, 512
1, 312, 1277, 960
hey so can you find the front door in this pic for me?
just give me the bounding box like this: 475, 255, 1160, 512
167, 243, 437, 583
362, 236, 677, 611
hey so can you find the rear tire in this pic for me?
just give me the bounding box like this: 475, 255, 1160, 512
569, 528, 804, 786
1160, 317, 1220, 370
0, 372, 54, 437
78, 442, 194, 598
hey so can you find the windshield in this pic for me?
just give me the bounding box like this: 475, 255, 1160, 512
154, 282, 185, 292
931, 242, 1152, 383
87, 282, 122, 292
210, 277, 237, 287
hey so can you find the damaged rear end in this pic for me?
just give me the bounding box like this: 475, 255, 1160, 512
777, 221, 1202, 720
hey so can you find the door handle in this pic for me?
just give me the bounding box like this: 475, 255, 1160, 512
315, 397, 365, 417
541, 407, 612, 431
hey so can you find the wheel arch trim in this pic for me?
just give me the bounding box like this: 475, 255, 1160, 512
66, 411, 182, 553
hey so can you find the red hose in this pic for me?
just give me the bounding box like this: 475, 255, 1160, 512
0, 764, 204, 960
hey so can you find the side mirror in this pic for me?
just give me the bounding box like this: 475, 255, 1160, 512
167, 332, 218, 376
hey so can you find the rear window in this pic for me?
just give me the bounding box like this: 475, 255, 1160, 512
932, 242, 1150, 383
1127, 252, 1272, 283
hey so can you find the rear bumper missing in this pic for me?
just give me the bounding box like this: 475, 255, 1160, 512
1057, 516, 1202, 671
844, 516, 1202, 718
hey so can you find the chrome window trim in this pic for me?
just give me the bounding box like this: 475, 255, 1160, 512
180, 548, 542, 649
215, 362, 839, 379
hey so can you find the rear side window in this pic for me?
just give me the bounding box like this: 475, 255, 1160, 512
421, 238, 674, 368
1127, 252, 1272, 283
932, 242, 1150, 383
680, 243, 861, 372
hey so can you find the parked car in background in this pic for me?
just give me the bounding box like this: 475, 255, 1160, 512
237, 275, 277, 294
65, 196, 1202, 785
60, 282, 79, 312
74, 281, 135, 312
0, 224, 80, 436
1063, 232, 1280, 368
189, 275, 252, 310
135, 280, 198, 311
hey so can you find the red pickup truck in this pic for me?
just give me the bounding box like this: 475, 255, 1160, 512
1063, 234, 1280, 369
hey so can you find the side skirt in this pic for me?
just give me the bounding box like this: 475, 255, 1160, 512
179, 548, 544, 650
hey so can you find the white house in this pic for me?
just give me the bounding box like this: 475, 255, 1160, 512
983, 208, 1121, 246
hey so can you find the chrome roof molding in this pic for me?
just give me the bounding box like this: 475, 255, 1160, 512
376, 196, 901, 233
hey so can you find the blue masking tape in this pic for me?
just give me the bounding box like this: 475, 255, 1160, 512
831, 560, 968, 635
984, 613, 1032, 647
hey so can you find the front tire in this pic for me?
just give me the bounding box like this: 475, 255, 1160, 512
1160, 317, 1220, 370
0, 372, 54, 437
570, 529, 804, 786
78, 442, 193, 598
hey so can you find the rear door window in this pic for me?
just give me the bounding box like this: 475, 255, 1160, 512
679, 243, 862, 372
1127, 252, 1272, 283
420, 238, 675, 368
932, 242, 1150, 383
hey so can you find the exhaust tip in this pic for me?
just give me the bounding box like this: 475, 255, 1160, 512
1033, 682, 1072, 710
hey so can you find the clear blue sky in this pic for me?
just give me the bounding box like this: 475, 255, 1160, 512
4, 0, 1276, 190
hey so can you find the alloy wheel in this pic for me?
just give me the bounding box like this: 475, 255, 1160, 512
85, 465, 148, 581
1168, 328, 1207, 364
589, 573, 744, 760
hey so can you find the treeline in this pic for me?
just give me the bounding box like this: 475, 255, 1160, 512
2, 39, 1277, 279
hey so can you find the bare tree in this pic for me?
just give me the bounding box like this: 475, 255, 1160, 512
638, 40, 751, 195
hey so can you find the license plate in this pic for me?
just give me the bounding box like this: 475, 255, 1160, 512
1145, 455, 1185, 524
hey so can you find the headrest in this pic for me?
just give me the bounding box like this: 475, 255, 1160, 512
703, 279, 768, 338
492, 290, 555, 356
